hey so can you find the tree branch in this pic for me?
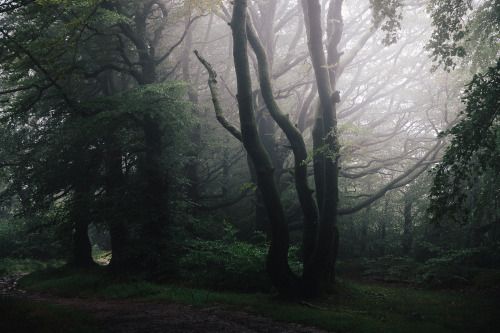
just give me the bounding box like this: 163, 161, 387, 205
193, 50, 242, 142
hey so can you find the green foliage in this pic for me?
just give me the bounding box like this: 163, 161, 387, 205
370, 0, 403, 45
339, 246, 500, 290
0, 258, 64, 276
178, 219, 304, 292
430, 60, 500, 225
425, 247, 500, 268
416, 247, 500, 288
426, 0, 471, 70
365, 256, 421, 283
0, 217, 21, 258
0, 208, 73, 260
427, 0, 500, 71
464, 1, 500, 72
412, 241, 442, 263
19, 268, 101, 296
180, 224, 271, 292
338, 256, 422, 284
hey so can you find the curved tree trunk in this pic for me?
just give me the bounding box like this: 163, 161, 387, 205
231, 0, 300, 296
245, 18, 319, 268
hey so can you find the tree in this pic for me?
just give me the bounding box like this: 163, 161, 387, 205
195, 0, 449, 296
428, 0, 500, 237
0, 0, 197, 272
0, 0, 109, 267
430, 60, 500, 225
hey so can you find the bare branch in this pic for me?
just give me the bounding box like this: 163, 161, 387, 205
193, 50, 242, 142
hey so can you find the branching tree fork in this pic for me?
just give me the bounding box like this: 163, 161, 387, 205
195, 0, 445, 296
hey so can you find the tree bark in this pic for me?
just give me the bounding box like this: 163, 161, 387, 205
72, 182, 96, 268
142, 113, 167, 240
246, 18, 319, 266
182, 22, 202, 202
104, 143, 131, 272
301, 0, 341, 295
231, 0, 299, 296
402, 202, 413, 255
248, 0, 281, 238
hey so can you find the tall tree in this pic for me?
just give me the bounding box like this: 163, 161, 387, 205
196, 0, 451, 296
229, 0, 301, 295
0, 0, 196, 272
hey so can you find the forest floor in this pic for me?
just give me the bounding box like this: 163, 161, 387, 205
1, 274, 329, 333
2, 272, 499, 332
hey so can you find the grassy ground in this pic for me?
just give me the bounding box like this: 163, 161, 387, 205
14, 267, 500, 333
0, 297, 105, 333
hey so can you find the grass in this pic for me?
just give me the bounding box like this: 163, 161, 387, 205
0, 297, 105, 333
16, 267, 500, 333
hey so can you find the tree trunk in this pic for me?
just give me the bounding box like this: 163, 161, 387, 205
249, 1, 282, 238
245, 18, 319, 267
72, 185, 96, 268
402, 202, 413, 255
182, 21, 202, 202
301, 0, 341, 296
231, 0, 299, 296
71, 147, 99, 269
142, 113, 167, 240
104, 144, 131, 272
360, 216, 368, 256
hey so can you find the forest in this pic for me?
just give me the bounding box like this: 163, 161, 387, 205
0, 0, 499, 332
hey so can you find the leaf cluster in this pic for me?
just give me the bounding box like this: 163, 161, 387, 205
429, 59, 500, 223
369, 0, 403, 45
426, 0, 500, 71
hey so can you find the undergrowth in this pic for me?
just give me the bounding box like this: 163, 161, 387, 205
337, 246, 500, 290
0, 258, 65, 276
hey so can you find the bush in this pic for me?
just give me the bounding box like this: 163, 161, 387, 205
180, 236, 271, 292
415, 246, 500, 289
412, 241, 442, 263
0, 213, 72, 260
0, 217, 23, 258
336, 256, 422, 283
0, 258, 64, 276
416, 263, 476, 288
179, 219, 308, 293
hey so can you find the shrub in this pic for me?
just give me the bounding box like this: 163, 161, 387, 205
416, 246, 500, 289
180, 236, 271, 292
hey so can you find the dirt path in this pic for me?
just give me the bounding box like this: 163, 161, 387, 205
1, 275, 332, 333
